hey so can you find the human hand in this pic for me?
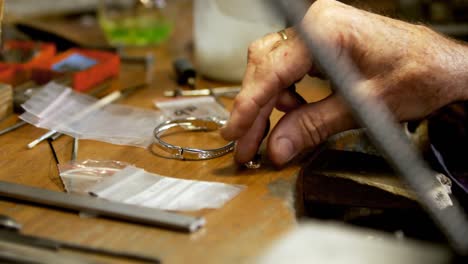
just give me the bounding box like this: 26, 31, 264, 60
220, 0, 468, 166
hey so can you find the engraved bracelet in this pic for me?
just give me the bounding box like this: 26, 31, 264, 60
153, 117, 235, 160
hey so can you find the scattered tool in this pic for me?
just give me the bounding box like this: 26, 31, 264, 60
47, 138, 60, 165
173, 57, 196, 88
0, 180, 205, 233
0, 214, 160, 263
50, 131, 63, 141
0, 214, 22, 231
46, 139, 64, 189
0, 120, 26, 136
0, 240, 93, 264
164, 86, 241, 98
71, 138, 79, 162
164, 85, 240, 109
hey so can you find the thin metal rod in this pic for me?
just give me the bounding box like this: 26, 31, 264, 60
0, 180, 205, 233
50, 132, 63, 141
27, 130, 57, 149
47, 139, 60, 165
0, 120, 27, 136
46, 139, 65, 190
0, 240, 92, 264
71, 138, 78, 162
272, 0, 468, 254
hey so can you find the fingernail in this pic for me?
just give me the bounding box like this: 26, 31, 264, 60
276, 137, 296, 165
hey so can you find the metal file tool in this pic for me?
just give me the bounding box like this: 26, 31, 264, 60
0, 241, 94, 264
0, 180, 205, 233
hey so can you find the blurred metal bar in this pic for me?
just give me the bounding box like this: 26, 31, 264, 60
0, 180, 205, 232
0, 120, 26, 136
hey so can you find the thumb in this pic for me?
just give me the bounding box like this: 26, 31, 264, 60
268, 95, 355, 166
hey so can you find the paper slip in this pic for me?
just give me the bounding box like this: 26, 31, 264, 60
87, 166, 244, 211
59, 160, 130, 194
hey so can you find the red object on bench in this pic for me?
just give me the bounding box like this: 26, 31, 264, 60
0, 40, 56, 85
32, 48, 120, 92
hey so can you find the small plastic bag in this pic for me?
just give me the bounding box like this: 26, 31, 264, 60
21, 82, 96, 131
58, 160, 130, 193
88, 166, 245, 211
21, 82, 166, 148
66, 103, 166, 147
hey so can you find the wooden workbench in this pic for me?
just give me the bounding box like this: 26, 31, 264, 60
0, 9, 331, 264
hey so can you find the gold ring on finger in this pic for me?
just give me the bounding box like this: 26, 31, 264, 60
277, 29, 288, 41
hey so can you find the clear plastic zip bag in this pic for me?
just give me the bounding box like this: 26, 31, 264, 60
67, 103, 165, 147
58, 160, 131, 193
20, 82, 166, 148
60, 160, 245, 211
88, 166, 245, 211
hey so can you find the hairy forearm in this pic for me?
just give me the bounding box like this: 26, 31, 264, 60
451, 42, 468, 101
434, 32, 468, 103
408, 25, 468, 109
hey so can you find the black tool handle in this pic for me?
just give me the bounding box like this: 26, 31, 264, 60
173, 58, 196, 87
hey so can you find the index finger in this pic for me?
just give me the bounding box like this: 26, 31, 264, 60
221, 28, 312, 141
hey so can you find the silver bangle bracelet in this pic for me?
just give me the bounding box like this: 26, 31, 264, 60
153, 117, 235, 160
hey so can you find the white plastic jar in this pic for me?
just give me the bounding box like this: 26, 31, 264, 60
194, 0, 285, 82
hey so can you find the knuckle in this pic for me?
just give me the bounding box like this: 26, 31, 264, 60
306, 1, 352, 51
232, 96, 246, 115
310, 0, 343, 24
309, 0, 330, 12
232, 95, 245, 111
247, 40, 263, 61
